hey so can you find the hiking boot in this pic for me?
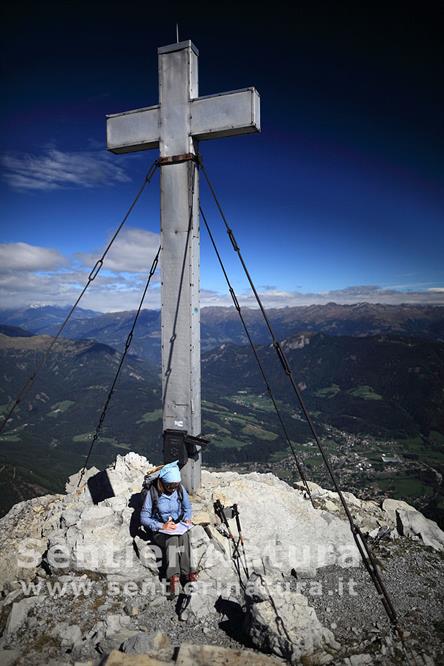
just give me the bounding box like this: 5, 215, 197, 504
168, 575, 180, 597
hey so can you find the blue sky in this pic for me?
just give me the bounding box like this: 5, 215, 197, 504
1, 2, 443, 311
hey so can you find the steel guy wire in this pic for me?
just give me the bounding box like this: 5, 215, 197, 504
0, 159, 159, 437
76, 245, 161, 487
198, 156, 400, 632
200, 204, 313, 506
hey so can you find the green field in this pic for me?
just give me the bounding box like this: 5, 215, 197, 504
375, 476, 434, 498
137, 409, 162, 424
212, 436, 250, 449
48, 400, 75, 417
227, 392, 278, 413
72, 433, 117, 444
315, 384, 341, 398
347, 385, 383, 400
241, 423, 278, 441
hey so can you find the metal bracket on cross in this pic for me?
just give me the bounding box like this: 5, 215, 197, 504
157, 153, 200, 166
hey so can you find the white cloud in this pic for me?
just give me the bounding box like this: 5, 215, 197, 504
0, 267, 161, 312
76, 228, 160, 274
1, 148, 131, 191
0, 230, 162, 312
0, 237, 443, 311
201, 285, 444, 308
0, 242, 67, 271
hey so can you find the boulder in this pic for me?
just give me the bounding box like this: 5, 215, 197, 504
191, 510, 213, 525
382, 498, 417, 523
4, 597, 39, 635
187, 524, 233, 579
49, 622, 82, 649
343, 656, 373, 665
175, 643, 283, 665
43, 455, 158, 578
133, 536, 160, 575
382, 498, 444, 551
201, 470, 360, 576
106, 453, 151, 497
244, 572, 339, 664
121, 631, 172, 661
178, 583, 221, 623
104, 613, 132, 637
65, 466, 100, 494
0, 649, 22, 666
396, 509, 444, 551
1, 453, 442, 666
0, 494, 61, 589
101, 650, 170, 665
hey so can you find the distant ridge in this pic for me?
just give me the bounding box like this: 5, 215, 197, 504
0, 324, 34, 338
0, 304, 442, 362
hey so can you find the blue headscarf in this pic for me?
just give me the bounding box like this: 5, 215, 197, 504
159, 459, 181, 483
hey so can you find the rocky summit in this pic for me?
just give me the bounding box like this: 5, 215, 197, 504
0, 453, 443, 665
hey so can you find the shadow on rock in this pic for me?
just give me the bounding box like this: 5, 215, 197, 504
214, 597, 257, 649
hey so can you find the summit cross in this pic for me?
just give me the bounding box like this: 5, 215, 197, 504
106, 39, 260, 491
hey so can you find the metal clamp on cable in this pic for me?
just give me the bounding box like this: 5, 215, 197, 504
157, 153, 199, 166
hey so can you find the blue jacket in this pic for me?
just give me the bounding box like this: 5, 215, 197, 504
140, 482, 192, 532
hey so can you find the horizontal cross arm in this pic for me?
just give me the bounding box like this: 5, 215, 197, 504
106, 87, 260, 154
190, 87, 260, 140
106, 105, 160, 154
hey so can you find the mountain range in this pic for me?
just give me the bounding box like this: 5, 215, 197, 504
1, 303, 443, 518
0, 303, 443, 363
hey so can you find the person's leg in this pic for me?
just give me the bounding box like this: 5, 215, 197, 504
179, 532, 190, 576
151, 532, 167, 578
164, 534, 181, 579
151, 532, 180, 579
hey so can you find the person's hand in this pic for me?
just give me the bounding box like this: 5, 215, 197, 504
162, 518, 177, 531
184, 519, 192, 525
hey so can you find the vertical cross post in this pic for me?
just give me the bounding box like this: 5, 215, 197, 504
158, 42, 201, 491
106, 39, 260, 492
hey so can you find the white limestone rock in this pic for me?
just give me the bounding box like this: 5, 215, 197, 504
0, 649, 22, 666
121, 630, 172, 660
396, 508, 444, 552
294, 482, 444, 552
65, 466, 100, 494
133, 535, 161, 575
42, 454, 158, 578
46, 508, 148, 578
244, 572, 340, 664
60, 507, 82, 528
104, 613, 131, 637
201, 470, 361, 576
106, 453, 151, 497
381, 498, 444, 551
49, 622, 83, 649
175, 642, 283, 665
187, 524, 233, 579
178, 583, 221, 623
4, 597, 39, 635
0, 494, 62, 590
382, 497, 417, 523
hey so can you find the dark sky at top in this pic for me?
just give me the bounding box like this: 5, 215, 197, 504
0, 1, 443, 310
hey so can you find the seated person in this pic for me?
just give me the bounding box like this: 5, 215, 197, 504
140, 459, 197, 595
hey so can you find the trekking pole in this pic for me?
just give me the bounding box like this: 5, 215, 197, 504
214, 500, 250, 583
214, 500, 234, 541
214, 501, 237, 543
214, 500, 242, 558
233, 503, 250, 578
